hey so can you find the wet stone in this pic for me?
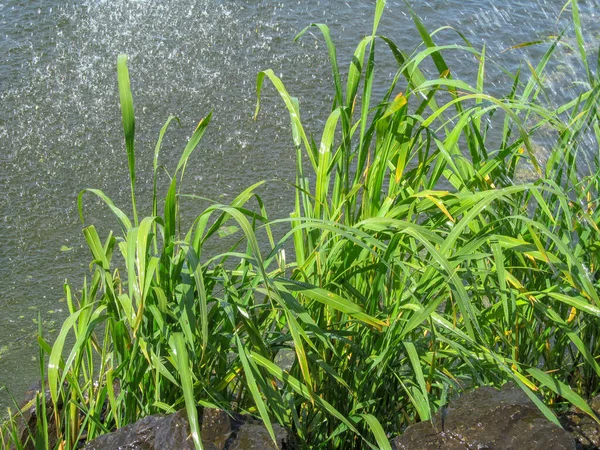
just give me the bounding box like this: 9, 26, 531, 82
83, 407, 294, 450
392, 383, 576, 450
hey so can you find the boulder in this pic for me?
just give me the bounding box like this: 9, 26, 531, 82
560, 393, 600, 449
83, 407, 294, 450
392, 383, 576, 450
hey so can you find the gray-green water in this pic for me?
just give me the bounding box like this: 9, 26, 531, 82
1, 0, 598, 410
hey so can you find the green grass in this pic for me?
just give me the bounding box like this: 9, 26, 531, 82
3, 0, 600, 449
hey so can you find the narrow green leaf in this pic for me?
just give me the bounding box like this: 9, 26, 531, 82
175, 111, 212, 178
48, 307, 88, 409
117, 54, 138, 226
83, 225, 110, 270
359, 414, 392, 450
78, 188, 132, 231
169, 333, 203, 450
295, 24, 342, 108
235, 336, 278, 448
403, 341, 431, 420
184, 246, 208, 356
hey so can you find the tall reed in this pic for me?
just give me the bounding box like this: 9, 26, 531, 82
3, 0, 600, 449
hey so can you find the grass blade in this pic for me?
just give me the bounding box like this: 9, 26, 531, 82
358, 414, 392, 450
117, 54, 138, 226
169, 333, 203, 450
235, 335, 278, 448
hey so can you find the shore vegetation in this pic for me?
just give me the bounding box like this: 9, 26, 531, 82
2, 0, 600, 448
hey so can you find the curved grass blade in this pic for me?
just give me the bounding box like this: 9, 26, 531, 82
571, 0, 591, 83
83, 225, 111, 270
175, 111, 213, 179
255, 69, 315, 170
295, 23, 342, 109
346, 37, 370, 111
183, 245, 209, 357
78, 188, 132, 231
48, 307, 90, 410
358, 414, 392, 450
285, 311, 313, 396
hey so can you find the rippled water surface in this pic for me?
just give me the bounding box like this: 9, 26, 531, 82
1, 0, 598, 408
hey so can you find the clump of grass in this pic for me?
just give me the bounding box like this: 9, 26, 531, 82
3, 0, 600, 449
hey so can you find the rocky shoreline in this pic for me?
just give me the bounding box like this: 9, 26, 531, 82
10, 382, 600, 449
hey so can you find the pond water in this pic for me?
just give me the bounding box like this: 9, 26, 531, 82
1, 0, 598, 410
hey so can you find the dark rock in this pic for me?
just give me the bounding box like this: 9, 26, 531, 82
560, 394, 600, 449
201, 408, 235, 450
84, 407, 294, 450
84, 409, 192, 450
228, 422, 289, 450
392, 383, 576, 450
